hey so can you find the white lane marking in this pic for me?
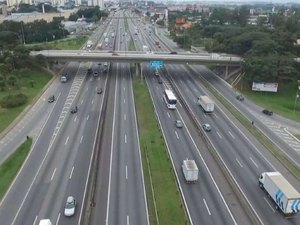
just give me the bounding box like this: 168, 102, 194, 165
175, 131, 179, 139
216, 131, 222, 139
167, 112, 170, 118
203, 198, 211, 215
51, 168, 57, 181
55, 213, 60, 225
80, 136, 83, 143
74, 116, 77, 122
228, 131, 235, 139
124, 87, 126, 91
264, 197, 275, 212
33, 216, 38, 225
126, 165, 128, 180
125, 134, 127, 143
236, 158, 243, 168
124, 114, 126, 121
92, 99, 94, 105
127, 215, 129, 225
250, 157, 258, 168
65, 136, 69, 145
86, 115, 89, 121
81, 99, 83, 105
124, 99, 126, 104
69, 166, 74, 179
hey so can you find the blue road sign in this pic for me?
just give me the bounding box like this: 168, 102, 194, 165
150, 60, 164, 69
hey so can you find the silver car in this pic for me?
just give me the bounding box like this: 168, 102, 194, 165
202, 123, 211, 132
175, 120, 183, 128
64, 196, 76, 217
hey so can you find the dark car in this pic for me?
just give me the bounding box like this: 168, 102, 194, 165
262, 109, 273, 116
48, 95, 55, 103
236, 94, 244, 101
103, 68, 108, 74
87, 68, 92, 75
112, 53, 119, 56
70, 106, 78, 114
97, 87, 103, 94
157, 76, 162, 84
170, 51, 178, 54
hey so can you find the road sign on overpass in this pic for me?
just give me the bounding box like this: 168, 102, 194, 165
150, 60, 164, 69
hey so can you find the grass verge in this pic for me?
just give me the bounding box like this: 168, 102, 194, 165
0, 68, 52, 133
187, 66, 300, 180
133, 78, 188, 225
0, 138, 32, 200
27, 36, 87, 50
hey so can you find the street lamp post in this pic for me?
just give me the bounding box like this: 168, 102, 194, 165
293, 80, 300, 113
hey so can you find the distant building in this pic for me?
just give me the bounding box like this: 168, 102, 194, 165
174, 17, 192, 31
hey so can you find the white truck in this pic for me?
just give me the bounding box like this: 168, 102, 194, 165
86, 40, 93, 48
182, 159, 198, 183
60, 73, 69, 83
143, 45, 149, 52
39, 219, 52, 225
259, 172, 300, 216
104, 37, 109, 43
198, 95, 214, 113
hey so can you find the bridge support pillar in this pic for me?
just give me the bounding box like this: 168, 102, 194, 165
225, 65, 229, 79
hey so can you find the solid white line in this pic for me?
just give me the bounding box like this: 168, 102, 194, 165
228, 131, 235, 139
80, 135, 83, 143
92, 98, 94, 105
33, 216, 38, 225
236, 158, 243, 168
167, 112, 170, 118
127, 215, 129, 225
81, 99, 83, 105
125, 134, 127, 143
124, 99, 126, 104
175, 131, 179, 139
69, 166, 74, 179
74, 116, 77, 122
126, 165, 128, 180
65, 136, 69, 145
250, 157, 258, 168
86, 115, 89, 121
55, 213, 60, 225
264, 197, 275, 212
203, 199, 211, 215
124, 114, 126, 121
51, 168, 57, 181
216, 131, 222, 139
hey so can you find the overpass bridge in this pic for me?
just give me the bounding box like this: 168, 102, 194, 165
30, 50, 243, 65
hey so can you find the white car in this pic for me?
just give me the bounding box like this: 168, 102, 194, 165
202, 124, 211, 132
64, 196, 76, 216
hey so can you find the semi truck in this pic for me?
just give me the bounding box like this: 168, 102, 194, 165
39, 219, 52, 225
259, 172, 300, 216
182, 159, 198, 183
198, 95, 214, 113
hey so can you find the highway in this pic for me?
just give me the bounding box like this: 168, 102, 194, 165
128, 12, 251, 225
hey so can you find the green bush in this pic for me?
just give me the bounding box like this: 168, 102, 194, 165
1, 93, 28, 108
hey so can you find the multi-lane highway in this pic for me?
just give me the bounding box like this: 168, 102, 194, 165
0, 8, 300, 225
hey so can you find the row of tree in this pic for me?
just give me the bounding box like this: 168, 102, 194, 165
168, 6, 300, 82
69, 6, 108, 22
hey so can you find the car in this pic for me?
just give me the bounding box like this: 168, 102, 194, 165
262, 109, 273, 116
157, 76, 162, 84
170, 51, 178, 54
104, 62, 108, 67
202, 123, 211, 132
64, 196, 76, 217
103, 68, 107, 74
70, 106, 78, 114
236, 94, 244, 101
93, 71, 99, 77
48, 95, 55, 103
112, 53, 119, 56
175, 120, 183, 128
97, 87, 103, 94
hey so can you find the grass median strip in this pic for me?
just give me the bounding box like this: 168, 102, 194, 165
133, 79, 188, 225
0, 138, 32, 200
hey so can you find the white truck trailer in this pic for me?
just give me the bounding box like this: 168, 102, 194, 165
259, 172, 300, 216
198, 95, 214, 113
182, 159, 198, 183
39, 219, 52, 225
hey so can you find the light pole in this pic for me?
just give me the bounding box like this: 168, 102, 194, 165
293, 80, 300, 113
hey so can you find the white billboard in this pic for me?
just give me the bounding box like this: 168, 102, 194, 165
252, 82, 278, 93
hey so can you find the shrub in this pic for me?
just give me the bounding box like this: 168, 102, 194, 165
0, 93, 28, 108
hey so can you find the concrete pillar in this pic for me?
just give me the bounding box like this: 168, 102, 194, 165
225, 65, 229, 79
